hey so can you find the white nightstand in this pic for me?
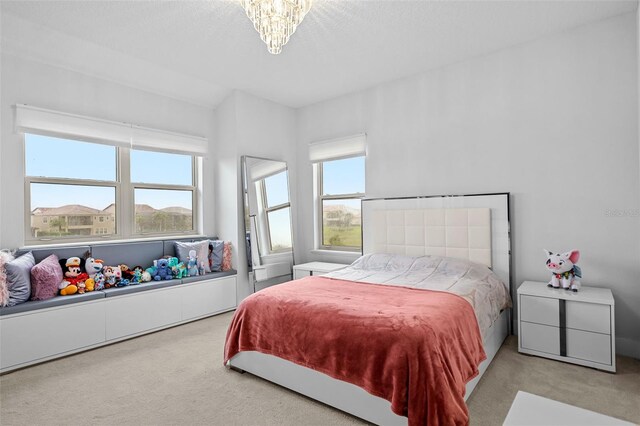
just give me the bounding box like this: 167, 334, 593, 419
517, 281, 616, 372
293, 262, 346, 280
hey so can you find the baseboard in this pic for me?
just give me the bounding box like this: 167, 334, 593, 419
616, 337, 640, 359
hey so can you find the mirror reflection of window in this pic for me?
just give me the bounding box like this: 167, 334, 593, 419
261, 170, 292, 253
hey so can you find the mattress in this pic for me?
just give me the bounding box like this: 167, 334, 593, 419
324, 253, 512, 338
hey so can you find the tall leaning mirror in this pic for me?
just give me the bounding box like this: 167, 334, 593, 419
241, 156, 294, 292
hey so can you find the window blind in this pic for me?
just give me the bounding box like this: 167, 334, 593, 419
308, 133, 366, 163
15, 104, 208, 156
248, 159, 287, 182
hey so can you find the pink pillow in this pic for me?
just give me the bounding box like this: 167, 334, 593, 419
30, 254, 63, 301
0, 250, 15, 307
222, 242, 232, 271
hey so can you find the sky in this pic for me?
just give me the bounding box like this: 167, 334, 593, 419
26, 134, 192, 210
322, 156, 365, 195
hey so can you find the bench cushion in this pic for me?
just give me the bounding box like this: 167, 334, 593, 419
180, 270, 237, 284
0, 291, 105, 316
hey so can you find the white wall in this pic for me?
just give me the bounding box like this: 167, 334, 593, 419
213, 91, 297, 303
0, 53, 216, 248
296, 12, 640, 357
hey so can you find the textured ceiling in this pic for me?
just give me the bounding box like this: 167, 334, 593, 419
2, 0, 638, 108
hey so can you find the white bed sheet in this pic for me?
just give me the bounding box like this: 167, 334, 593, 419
324, 253, 512, 338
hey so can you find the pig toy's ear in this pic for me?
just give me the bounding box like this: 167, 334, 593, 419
567, 249, 580, 264
544, 249, 553, 257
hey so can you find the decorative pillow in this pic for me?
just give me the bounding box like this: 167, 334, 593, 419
0, 250, 16, 307
208, 240, 224, 272
30, 254, 63, 301
5, 252, 35, 306
175, 240, 211, 273
222, 242, 232, 271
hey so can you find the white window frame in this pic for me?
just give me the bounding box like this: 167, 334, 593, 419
316, 156, 365, 252
23, 133, 199, 245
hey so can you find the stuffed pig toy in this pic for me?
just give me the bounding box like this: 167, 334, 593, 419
544, 249, 582, 292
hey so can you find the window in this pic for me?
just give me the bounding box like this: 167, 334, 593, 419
317, 156, 365, 251
131, 150, 195, 235
25, 134, 197, 243
261, 171, 292, 252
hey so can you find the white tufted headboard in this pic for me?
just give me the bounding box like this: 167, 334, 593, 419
369, 207, 492, 267
362, 194, 511, 289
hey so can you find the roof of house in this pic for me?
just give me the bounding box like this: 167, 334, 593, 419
32, 204, 101, 215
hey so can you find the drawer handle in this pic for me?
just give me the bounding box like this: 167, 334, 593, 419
559, 299, 566, 357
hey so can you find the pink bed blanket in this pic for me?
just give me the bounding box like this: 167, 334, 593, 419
224, 276, 486, 426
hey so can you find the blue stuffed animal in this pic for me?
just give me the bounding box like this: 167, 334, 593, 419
187, 249, 199, 277
153, 258, 173, 281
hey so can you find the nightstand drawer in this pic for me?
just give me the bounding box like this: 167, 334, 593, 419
520, 322, 560, 355
566, 301, 610, 335
520, 295, 559, 327
566, 328, 611, 365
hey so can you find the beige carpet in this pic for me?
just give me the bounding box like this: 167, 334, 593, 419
1, 311, 639, 425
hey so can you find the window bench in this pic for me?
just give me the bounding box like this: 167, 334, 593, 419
0, 237, 237, 374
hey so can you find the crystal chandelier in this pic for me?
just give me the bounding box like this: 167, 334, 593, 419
241, 0, 312, 55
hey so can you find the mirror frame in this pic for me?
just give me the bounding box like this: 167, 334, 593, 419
241, 155, 295, 276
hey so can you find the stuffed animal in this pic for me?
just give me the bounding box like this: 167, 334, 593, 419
84, 278, 95, 292
544, 249, 582, 292
141, 270, 152, 282
173, 262, 188, 279
131, 266, 144, 284
145, 265, 157, 279
59, 257, 89, 296
84, 257, 104, 279
103, 266, 121, 288
187, 250, 199, 277
116, 278, 130, 287
153, 259, 173, 281
93, 272, 106, 291
119, 264, 134, 281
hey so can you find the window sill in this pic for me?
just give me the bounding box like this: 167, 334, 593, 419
310, 249, 361, 263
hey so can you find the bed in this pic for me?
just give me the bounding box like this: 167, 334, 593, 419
225, 193, 512, 425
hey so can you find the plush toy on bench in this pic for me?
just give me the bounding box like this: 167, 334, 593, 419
84, 257, 104, 292
59, 257, 89, 296
103, 266, 121, 288
153, 258, 173, 281
187, 250, 199, 277
172, 262, 188, 279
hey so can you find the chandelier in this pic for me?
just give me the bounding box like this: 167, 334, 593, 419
241, 0, 312, 55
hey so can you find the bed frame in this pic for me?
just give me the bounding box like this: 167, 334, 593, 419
228, 193, 512, 425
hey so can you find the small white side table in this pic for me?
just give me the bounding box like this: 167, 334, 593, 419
503, 391, 633, 425
293, 262, 346, 280
517, 281, 616, 372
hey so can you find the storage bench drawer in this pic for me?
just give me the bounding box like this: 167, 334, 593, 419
1, 301, 106, 370
181, 276, 236, 320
